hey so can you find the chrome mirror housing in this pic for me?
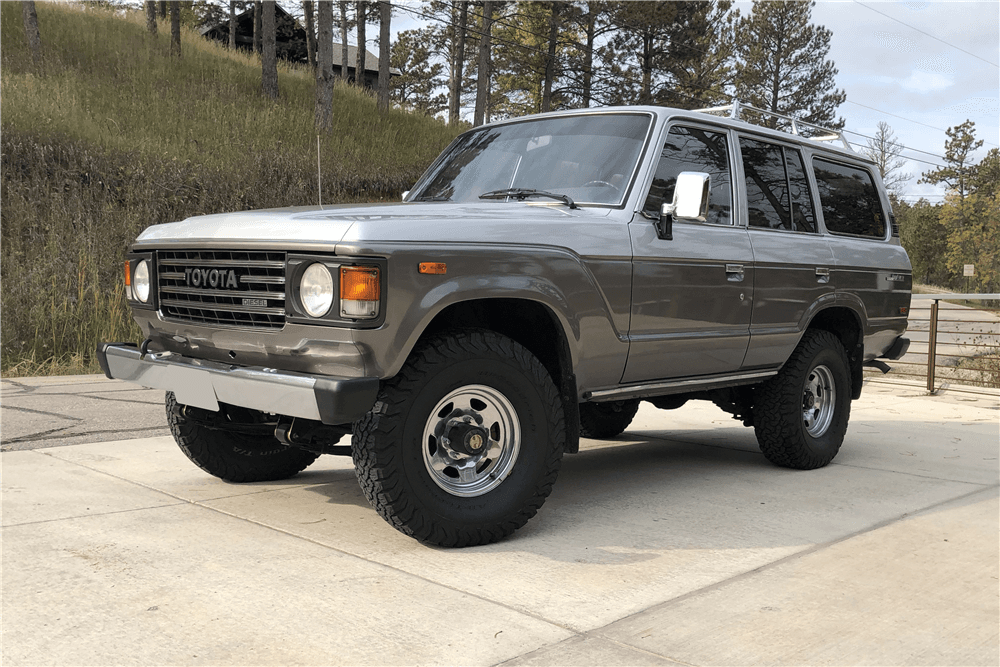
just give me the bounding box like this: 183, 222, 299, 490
657, 171, 711, 240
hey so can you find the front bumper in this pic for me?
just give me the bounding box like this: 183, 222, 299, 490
97, 343, 379, 425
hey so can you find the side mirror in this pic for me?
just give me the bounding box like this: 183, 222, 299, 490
656, 172, 711, 240
402, 190, 410, 201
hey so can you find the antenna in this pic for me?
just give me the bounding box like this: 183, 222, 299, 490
316, 134, 323, 207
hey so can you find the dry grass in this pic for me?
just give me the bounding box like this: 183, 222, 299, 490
1, 2, 461, 376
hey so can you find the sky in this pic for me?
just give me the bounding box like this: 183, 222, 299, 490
379, 0, 999, 202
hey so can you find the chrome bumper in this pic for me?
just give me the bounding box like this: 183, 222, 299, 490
97, 343, 379, 425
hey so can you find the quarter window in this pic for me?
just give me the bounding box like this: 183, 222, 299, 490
643, 126, 733, 225
813, 159, 886, 238
740, 138, 817, 233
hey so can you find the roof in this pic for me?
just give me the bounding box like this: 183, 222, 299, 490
476, 105, 868, 164
200, 6, 400, 76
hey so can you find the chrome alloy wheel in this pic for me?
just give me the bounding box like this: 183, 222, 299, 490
421, 385, 521, 497
802, 364, 836, 437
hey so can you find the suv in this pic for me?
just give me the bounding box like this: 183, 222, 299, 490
99, 104, 911, 547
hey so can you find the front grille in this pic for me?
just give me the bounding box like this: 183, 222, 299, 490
157, 250, 286, 329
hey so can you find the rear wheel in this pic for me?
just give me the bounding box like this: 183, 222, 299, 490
352, 329, 565, 547
579, 400, 640, 438
752, 330, 851, 470
166, 392, 318, 483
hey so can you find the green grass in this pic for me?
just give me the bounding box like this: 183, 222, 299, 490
1, 2, 461, 377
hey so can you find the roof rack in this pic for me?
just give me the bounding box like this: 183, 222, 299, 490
695, 100, 854, 152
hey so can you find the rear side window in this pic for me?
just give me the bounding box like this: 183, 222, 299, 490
739, 138, 817, 233
812, 159, 886, 238
643, 125, 733, 225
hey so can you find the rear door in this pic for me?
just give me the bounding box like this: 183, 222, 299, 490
737, 136, 837, 370
624, 123, 754, 383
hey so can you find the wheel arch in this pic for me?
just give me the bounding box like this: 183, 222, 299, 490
806, 306, 865, 399
417, 298, 582, 453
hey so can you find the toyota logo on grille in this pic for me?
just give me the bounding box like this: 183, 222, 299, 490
185, 267, 239, 289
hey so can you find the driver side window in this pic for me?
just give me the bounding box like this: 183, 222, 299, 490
643, 126, 733, 225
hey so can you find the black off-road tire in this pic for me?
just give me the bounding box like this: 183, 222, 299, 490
166, 392, 319, 483
579, 400, 640, 438
351, 329, 565, 547
752, 330, 852, 470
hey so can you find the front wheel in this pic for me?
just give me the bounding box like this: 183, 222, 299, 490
351, 329, 565, 547
752, 330, 851, 470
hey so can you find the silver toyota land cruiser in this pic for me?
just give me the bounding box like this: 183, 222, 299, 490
99, 104, 911, 546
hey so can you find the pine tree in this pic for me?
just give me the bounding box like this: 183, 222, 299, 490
391, 28, 447, 114
377, 1, 391, 112
473, 1, 494, 126
304, 1, 316, 67
170, 0, 181, 57
660, 1, 737, 108
228, 1, 236, 50
919, 120, 983, 201
261, 0, 279, 98
315, 0, 335, 131
145, 1, 158, 36
355, 1, 367, 86
733, 0, 844, 129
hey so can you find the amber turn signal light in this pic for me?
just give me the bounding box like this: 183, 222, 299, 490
340, 266, 380, 301
124, 260, 131, 286
418, 262, 447, 275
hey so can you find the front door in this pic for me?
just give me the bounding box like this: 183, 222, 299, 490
623, 124, 754, 383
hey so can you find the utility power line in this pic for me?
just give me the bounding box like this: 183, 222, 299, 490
852, 0, 999, 69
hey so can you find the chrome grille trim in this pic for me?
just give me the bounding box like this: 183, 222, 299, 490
156, 250, 286, 329
160, 286, 286, 300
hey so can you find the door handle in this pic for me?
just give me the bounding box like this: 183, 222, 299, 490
816, 267, 830, 284
726, 264, 745, 282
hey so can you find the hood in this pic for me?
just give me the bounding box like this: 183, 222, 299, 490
134, 201, 615, 246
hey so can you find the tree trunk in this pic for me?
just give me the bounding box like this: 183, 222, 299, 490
473, 1, 492, 126
541, 2, 558, 112
449, 1, 467, 125
261, 0, 279, 98
21, 1, 42, 66
377, 1, 391, 112
582, 5, 594, 107
339, 2, 350, 81
304, 1, 316, 68
228, 1, 236, 49
640, 32, 652, 105
170, 1, 181, 58
145, 1, 157, 36
355, 2, 367, 87
159, 1, 166, 19
315, 1, 335, 131
253, 1, 262, 54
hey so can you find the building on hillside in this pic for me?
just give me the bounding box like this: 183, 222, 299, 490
200, 6, 399, 90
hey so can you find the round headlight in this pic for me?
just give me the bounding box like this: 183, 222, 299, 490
134, 259, 151, 303
300, 263, 334, 317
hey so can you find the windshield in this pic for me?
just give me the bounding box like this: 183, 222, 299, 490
410, 113, 652, 206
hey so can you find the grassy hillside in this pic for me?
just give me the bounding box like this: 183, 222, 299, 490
1, 2, 461, 376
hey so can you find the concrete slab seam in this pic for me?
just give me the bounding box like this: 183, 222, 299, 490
492, 634, 697, 667
2, 501, 190, 529
585, 483, 1000, 646
831, 462, 999, 486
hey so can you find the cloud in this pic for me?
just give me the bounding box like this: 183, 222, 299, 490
900, 70, 954, 93
913, 56, 956, 74
873, 31, 917, 53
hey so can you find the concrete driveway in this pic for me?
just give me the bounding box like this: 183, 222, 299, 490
2, 377, 998, 666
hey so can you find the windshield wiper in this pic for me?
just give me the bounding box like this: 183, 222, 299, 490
414, 195, 452, 202
479, 188, 577, 209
